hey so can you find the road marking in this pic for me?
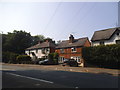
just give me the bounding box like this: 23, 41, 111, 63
6, 73, 54, 84
1, 69, 16, 71
75, 87, 79, 88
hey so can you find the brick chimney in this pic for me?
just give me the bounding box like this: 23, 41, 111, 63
69, 34, 74, 43
45, 39, 52, 42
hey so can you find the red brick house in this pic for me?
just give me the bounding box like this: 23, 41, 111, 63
55, 34, 91, 66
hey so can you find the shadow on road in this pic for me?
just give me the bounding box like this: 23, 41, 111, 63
2, 69, 119, 89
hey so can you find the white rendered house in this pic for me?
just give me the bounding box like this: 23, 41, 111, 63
91, 27, 120, 46
25, 39, 56, 60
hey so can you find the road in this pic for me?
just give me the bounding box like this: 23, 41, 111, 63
1, 64, 119, 89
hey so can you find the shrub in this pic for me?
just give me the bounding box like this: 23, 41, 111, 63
53, 53, 59, 64
16, 55, 31, 64
48, 53, 59, 65
2, 51, 19, 63
82, 44, 120, 69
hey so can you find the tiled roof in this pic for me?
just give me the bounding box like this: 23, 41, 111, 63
26, 42, 56, 50
91, 27, 120, 41
56, 37, 89, 49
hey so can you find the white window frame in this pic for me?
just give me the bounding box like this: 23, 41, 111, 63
71, 47, 77, 52
71, 56, 81, 62
59, 57, 64, 63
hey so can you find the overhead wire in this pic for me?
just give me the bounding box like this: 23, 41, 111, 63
41, 1, 62, 35
70, 3, 96, 32
57, 3, 86, 40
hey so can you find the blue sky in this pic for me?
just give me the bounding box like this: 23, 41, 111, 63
0, 1, 119, 41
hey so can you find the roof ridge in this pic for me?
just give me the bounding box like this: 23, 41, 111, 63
95, 27, 118, 32
61, 37, 88, 42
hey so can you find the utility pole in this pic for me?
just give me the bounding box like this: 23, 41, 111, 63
0, 31, 3, 63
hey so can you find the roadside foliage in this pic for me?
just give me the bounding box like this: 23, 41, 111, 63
82, 44, 120, 69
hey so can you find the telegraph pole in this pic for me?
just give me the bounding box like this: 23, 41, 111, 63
0, 31, 3, 63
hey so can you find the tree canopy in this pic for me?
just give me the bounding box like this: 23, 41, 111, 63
2, 30, 33, 54
32, 35, 45, 45
2, 30, 54, 54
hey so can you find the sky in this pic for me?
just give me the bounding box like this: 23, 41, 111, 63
0, 0, 119, 42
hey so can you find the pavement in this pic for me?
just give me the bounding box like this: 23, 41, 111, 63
1, 63, 119, 76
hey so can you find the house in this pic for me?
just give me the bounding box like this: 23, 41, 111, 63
25, 39, 56, 60
55, 34, 91, 66
91, 27, 120, 46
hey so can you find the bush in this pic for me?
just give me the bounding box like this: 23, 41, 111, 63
82, 44, 120, 69
48, 53, 59, 65
2, 51, 19, 63
16, 55, 31, 64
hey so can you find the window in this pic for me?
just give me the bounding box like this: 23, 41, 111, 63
71, 47, 76, 52
116, 40, 120, 44
100, 41, 104, 45
59, 57, 64, 63
77, 57, 81, 62
46, 48, 49, 51
116, 33, 119, 36
36, 49, 38, 53
71, 56, 81, 62
42, 48, 45, 54
29, 50, 30, 55
60, 49, 64, 53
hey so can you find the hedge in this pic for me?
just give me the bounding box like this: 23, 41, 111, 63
82, 44, 120, 69
2, 51, 19, 63
16, 55, 31, 62
16, 55, 34, 64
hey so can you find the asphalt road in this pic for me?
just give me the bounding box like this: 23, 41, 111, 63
2, 64, 119, 89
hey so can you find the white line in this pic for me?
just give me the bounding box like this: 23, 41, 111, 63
6, 73, 54, 84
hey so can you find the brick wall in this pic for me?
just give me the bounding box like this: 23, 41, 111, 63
55, 39, 91, 59
55, 47, 82, 59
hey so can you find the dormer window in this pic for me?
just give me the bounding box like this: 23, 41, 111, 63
71, 47, 76, 52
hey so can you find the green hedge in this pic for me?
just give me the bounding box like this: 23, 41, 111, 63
16, 55, 31, 61
16, 55, 33, 64
2, 51, 19, 63
82, 44, 120, 69
2, 52, 33, 64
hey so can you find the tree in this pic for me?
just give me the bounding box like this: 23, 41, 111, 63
56, 40, 62, 45
44, 37, 55, 44
2, 30, 33, 54
32, 35, 45, 45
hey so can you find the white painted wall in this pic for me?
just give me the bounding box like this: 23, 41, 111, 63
25, 48, 50, 59
92, 32, 120, 46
